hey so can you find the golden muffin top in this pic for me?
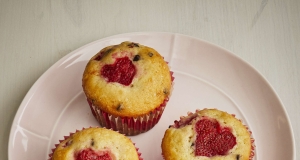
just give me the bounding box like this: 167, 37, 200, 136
82, 41, 172, 117
161, 109, 254, 160
51, 127, 140, 160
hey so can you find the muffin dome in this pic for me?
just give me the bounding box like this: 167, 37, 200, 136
50, 127, 141, 160
82, 41, 172, 117
161, 109, 255, 160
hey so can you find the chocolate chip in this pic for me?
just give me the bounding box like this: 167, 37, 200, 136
91, 139, 94, 146
128, 42, 139, 48
148, 52, 153, 57
163, 88, 168, 94
117, 104, 122, 111
105, 48, 112, 54
66, 140, 72, 147
133, 55, 140, 61
191, 143, 195, 146
236, 154, 240, 160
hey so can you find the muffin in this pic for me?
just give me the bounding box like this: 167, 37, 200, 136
82, 41, 174, 136
49, 127, 142, 160
161, 109, 255, 160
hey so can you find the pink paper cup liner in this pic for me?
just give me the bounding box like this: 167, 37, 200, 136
88, 98, 169, 136
48, 127, 143, 160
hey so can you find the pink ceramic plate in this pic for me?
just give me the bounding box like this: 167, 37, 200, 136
9, 32, 295, 160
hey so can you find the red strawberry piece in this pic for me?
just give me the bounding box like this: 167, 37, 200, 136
101, 57, 136, 86
75, 148, 112, 160
94, 52, 104, 61
195, 118, 236, 157
214, 131, 237, 155
173, 114, 198, 128
195, 119, 219, 133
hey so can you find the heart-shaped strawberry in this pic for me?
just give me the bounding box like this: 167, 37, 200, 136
101, 57, 136, 86
75, 148, 113, 160
195, 118, 236, 157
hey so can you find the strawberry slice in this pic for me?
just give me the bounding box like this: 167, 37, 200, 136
195, 118, 236, 157
101, 57, 136, 86
75, 148, 113, 160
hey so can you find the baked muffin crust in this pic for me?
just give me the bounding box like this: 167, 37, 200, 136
82, 41, 172, 117
161, 109, 254, 160
52, 128, 140, 160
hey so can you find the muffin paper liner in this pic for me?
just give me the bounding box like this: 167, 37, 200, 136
87, 71, 174, 136
88, 97, 169, 136
48, 127, 143, 160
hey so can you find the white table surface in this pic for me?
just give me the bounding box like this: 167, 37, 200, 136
0, 0, 299, 159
